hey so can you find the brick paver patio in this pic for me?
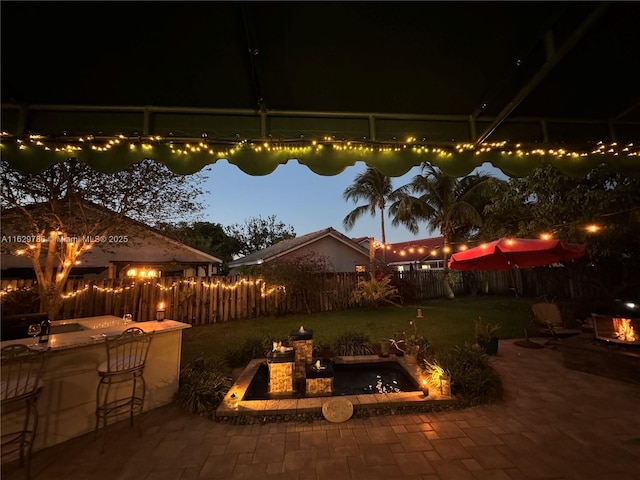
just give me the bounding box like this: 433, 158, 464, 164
3, 339, 640, 479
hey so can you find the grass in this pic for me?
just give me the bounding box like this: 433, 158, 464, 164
180, 294, 537, 366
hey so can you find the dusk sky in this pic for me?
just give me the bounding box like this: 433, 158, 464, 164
196, 160, 505, 244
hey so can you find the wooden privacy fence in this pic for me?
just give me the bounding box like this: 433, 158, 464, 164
59, 277, 288, 324
1, 268, 605, 325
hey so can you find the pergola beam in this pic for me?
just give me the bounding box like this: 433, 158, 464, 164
2, 101, 637, 147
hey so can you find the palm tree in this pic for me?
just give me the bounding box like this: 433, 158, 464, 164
389, 163, 494, 298
342, 167, 398, 267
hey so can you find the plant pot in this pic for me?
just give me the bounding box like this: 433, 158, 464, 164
404, 353, 418, 365
477, 336, 499, 355
440, 374, 452, 397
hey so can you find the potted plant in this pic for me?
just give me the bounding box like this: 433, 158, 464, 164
475, 317, 501, 355
389, 320, 431, 365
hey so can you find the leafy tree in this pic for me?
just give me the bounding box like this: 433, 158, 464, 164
156, 221, 243, 272
1, 158, 207, 320
239, 250, 332, 314
389, 164, 495, 298
224, 215, 295, 256
482, 164, 640, 298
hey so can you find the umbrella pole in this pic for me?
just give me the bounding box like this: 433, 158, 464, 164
510, 267, 519, 299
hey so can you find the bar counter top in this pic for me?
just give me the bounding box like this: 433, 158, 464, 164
1, 315, 190, 350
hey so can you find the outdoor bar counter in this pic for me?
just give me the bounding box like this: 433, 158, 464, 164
1, 315, 191, 451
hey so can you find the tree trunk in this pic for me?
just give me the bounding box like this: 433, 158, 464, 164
443, 273, 455, 299
379, 205, 387, 264
442, 242, 455, 299
41, 285, 63, 321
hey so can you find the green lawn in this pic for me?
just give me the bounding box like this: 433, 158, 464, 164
180, 295, 538, 366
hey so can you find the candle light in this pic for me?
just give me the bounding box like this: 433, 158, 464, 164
421, 379, 429, 397
156, 302, 166, 321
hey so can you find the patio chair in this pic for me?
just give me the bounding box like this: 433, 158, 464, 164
95, 327, 154, 451
531, 302, 581, 340
1, 344, 49, 480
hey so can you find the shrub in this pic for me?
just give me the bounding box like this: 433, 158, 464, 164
175, 357, 233, 418
424, 344, 503, 406
331, 330, 373, 356
351, 273, 402, 308
224, 334, 274, 368
0, 287, 41, 316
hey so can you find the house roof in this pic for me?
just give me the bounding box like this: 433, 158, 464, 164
228, 227, 369, 268
1, 203, 222, 270
381, 237, 446, 265
351, 237, 370, 245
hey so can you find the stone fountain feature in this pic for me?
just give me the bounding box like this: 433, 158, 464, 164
267, 326, 335, 396
305, 359, 334, 396
267, 344, 294, 395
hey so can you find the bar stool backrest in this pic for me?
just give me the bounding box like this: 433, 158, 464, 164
1, 344, 49, 404
102, 328, 153, 375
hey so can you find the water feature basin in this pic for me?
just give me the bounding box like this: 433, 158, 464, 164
217, 355, 458, 423
244, 360, 419, 400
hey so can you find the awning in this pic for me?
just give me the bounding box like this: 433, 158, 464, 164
2, 104, 638, 178
2, 3, 639, 178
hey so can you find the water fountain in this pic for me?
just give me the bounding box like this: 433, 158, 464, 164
217, 325, 458, 424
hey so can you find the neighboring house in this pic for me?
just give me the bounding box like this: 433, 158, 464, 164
1, 206, 222, 280
356, 236, 446, 272
228, 227, 370, 273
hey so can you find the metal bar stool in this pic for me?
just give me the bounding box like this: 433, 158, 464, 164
95, 327, 153, 449
1, 344, 49, 480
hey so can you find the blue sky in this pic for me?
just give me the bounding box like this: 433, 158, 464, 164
192, 161, 506, 245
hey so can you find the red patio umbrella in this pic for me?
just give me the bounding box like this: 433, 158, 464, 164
448, 238, 587, 271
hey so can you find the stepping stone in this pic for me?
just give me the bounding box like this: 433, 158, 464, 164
322, 397, 353, 423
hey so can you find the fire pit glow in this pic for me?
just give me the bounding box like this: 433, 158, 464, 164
593, 313, 640, 346
613, 318, 637, 343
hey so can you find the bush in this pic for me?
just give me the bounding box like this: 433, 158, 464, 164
331, 330, 373, 356
424, 344, 503, 406
351, 273, 402, 308
175, 357, 233, 418
0, 287, 40, 316
224, 334, 274, 368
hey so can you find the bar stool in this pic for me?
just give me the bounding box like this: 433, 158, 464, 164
1, 344, 49, 480
95, 327, 153, 447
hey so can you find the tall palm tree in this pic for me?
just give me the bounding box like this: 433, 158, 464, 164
389, 163, 494, 297
342, 167, 395, 265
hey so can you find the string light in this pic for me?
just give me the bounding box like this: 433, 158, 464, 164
2, 132, 637, 163
5, 277, 285, 300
